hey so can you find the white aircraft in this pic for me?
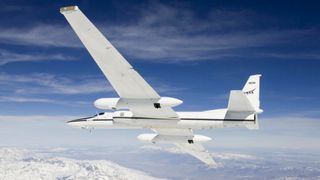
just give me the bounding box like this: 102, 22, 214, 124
60, 6, 263, 167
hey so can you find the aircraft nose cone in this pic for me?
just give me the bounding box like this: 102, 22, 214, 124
67, 117, 90, 127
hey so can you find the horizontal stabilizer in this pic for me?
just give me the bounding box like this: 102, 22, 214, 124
227, 90, 255, 112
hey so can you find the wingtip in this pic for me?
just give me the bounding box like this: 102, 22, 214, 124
250, 74, 262, 77
60, 5, 79, 13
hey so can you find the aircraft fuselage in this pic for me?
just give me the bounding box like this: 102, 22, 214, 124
68, 108, 257, 130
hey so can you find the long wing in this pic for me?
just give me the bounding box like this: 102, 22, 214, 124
60, 6, 178, 118
153, 129, 217, 167
60, 6, 159, 99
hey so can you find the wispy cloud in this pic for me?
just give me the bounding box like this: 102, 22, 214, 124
0, 115, 79, 122
141, 145, 257, 160
0, 4, 24, 12
0, 73, 112, 105
0, 25, 81, 48
103, 4, 319, 62
0, 73, 113, 95
208, 115, 320, 150
254, 52, 320, 60
151, 81, 186, 95
262, 116, 320, 132
0, 96, 58, 103
0, 72, 185, 105
0, 3, 318, 62
0, 96, 91, 107
258, 116, 320, 149
0, 49, 75, 65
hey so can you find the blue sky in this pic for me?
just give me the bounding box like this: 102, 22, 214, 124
0, 0, 320, 150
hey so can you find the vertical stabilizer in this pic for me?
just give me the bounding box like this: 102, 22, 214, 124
242, 74, 262, 112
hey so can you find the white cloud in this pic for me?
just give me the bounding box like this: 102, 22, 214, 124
141, 145, 186, 154
0, 96, 91, 107
101, 4, 319, 62
0, 72, 185, 105
0, 96, 58, 103
0, 73, 114, 106
0, 4, 31, 13
256, 52, 320, 60
140, 145, 257, 160
0, 73, 113, 95
0, 49, 75, 66
262, 116, 320, 132
0, 3, 317, 62
150, 81, 186, 94
0, 25, 81, 48
0, 115, 79, 122
205, 116, 320, 150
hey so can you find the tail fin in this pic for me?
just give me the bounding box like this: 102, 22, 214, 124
226, 74, 262, 130
242, 74, 262, 113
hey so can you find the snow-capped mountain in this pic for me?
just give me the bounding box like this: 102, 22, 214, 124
1, 146, 320, 180
0, 148, 162, 180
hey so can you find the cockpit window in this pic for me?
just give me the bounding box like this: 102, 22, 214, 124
93, 112, 105, 116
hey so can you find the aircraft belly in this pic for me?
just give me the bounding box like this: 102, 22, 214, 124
113, 118, 180, 128
68, 120, 113, 128
178, 120, 224, 129
112, 117, 252, 129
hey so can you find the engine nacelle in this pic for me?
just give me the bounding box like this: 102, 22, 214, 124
94, 98, 120, 110
94, 97, 183, 110
156, 97, 183, 108
137, 133, 211, 144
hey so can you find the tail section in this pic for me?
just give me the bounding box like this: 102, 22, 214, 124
226, 74, 262, 130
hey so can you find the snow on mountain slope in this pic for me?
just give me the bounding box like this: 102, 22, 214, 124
0, 147, 163, 180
